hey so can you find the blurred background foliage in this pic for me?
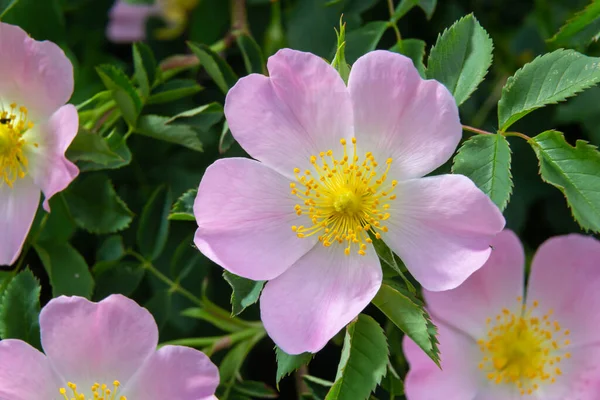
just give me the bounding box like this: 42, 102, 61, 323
1, 0, 599, 398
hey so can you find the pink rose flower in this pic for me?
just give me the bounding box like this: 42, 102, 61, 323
0, 295, 220, 400
106, 0, 198, 43
106, 0, 161, 43
404, 230, 600, 399
0, 22, 79, 266
194, 49, 505, 354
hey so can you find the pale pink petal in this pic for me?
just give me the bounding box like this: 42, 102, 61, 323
23, 104, 79, 211
348, 50, 461, 180
40, 295, 158, 387
106, 0, 160, 43
403, 322, 482, 400
0, 340, 60, 400
526, 234, 600, 347
0, 22, 74, 120
425, 230, 525, 339
383, 174, 505, 291
194, 158, 316, 281
0, 177, 40, 266
260, 244, 382, 354
122, 345, 219, 400
539, 345, 600, 400
224, 49, 353, 178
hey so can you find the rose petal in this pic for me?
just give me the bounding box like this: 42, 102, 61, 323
224, 49, 353, 179
40, 295, 158, 387
348, 50, 461, 180
526, 234, 600, 347
106, 0, 160, 43
0, 22, 73, 120
122, 345, 219, 400
425, 230, 525, 339
260, 244, 382, 354
23, 104, 79, 211
0, 177, 40, 266
403, 322, 482, 400
0, 340, 60, 400
194, 157, 316, 281
382, 174, 505, 291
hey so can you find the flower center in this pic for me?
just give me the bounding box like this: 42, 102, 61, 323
0, 103, 34, 187
478, 298, 571, 396
290, 138, 397, 256
59, 381, 127, 400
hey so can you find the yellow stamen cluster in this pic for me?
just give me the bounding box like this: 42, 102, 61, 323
290, 138, 397, 256
59, 380, 127, 400
0, 103, 35, 187
478, 298, 571, 396
156, 0, 199, 39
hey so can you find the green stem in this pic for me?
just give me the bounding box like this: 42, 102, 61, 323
386, 0, 402, 47
160, 327, 260, 349
127, 250, 203, 307
504, 131, 532, 141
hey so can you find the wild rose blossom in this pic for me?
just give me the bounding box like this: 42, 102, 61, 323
0, 294, 219, 400
404, 230, 600, 399
194, 49, 505, 354
0, 22, 79, 266
107, 0, 198, 43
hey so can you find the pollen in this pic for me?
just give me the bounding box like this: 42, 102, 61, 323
59, 380, 127, 400
478, 298, 571, 396
290, 138, 397, 256
0, 103, 34, 187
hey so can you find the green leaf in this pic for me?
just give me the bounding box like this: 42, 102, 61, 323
181, 307, 248, 333
498, 49, 600, 131
223, 271, 265, 316
549, 1, 600, 47
67, 129, 124, 166
96, 235, 125, 263
136, 115, 203, 152
133, 42, 157, 98
219, 121, 235, 154
369, 234, 416, 294
147, 79, 203, 105
96, 64, 143, 128
93, 261, 145, 300
390, 39, 426, 78
145, 290, 172, 330
530, 130, 600, 232
166, 102, 224, 131
233, 381, 278, 399
0, 0, 20, 19
331, 17, 350, 84
170, 232, 208, 281
188, 42, 238, 94
0, 270, 41, 348
275, 346, 313, 387
393, 0, 437, 21
37, 194, 76, 243
325, 314, 388, 400
78, 130, 132, 172
137, 186, 172, 261
372, 282, 440, 366
169, 188, 197, 221
452, 134, 513, 210
304, 376, 333, 400
427, 14, 493, 106
64, 174, 133, 234
2, 0, 65, 43
344, 21, 389, 64
35, 242, 94, 298
219, 333, 264, 384
236, 34, 267, 74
